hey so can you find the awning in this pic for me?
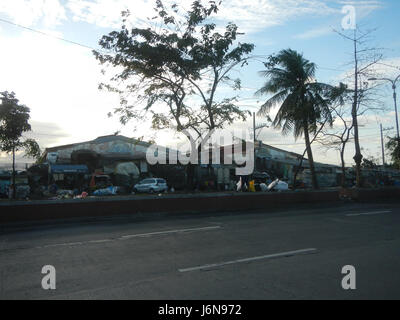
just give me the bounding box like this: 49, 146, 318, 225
49, 164, 89, 174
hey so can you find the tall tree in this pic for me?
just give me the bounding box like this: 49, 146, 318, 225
386, 136, 400, 169
256, 49, 335, 189
0, 91, 41, 199
93, 0, 253, 143
334, 27, 383, 187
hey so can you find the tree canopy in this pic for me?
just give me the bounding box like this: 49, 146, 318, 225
0, 91, 41, 159
256, 49, 336, 137
94, 0, 254, 139
386, 136, 400, 169
256, 49, 346, 188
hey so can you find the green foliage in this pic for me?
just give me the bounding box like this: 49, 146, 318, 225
386, 136, 400, 169
361, 156, 379, 169
0, 91, 31, 151
22, 138, 41, 161
256, 49, 341, 138
0, 91, 40, 160
94, 0, 254, 137
256, 49, 348, 189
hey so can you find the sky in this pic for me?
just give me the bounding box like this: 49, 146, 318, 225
0, 0, 400, 167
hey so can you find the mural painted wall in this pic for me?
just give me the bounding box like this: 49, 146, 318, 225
52, 138, 149, 162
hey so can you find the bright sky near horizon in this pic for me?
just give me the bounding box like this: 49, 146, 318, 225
0, 0, 399, 167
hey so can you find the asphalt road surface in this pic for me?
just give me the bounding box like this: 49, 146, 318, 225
1, 201, 400, 299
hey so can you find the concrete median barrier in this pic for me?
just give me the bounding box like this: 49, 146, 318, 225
0, 190, 341, 224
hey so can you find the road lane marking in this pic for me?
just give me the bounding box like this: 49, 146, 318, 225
41, 241, 86, 248
178, 248, 317, 272
35, 225, 222, 249
346, 210, 392, 217
120, 226, 221, 239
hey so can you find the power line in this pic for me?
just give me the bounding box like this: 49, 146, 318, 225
0, 17, 96, 51
0, 17, 350, 75
27, 132, 68, 137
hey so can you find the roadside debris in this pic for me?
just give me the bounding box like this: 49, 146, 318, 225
267, 179, 289, 191
93, 186, 118, 196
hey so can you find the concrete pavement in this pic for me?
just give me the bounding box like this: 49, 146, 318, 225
1, 201, 400, 299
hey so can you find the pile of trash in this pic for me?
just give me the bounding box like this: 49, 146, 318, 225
237, 178, 289, 192
93, 186, 119, 196
74, 191, 88, 199
265, 179, 289, 191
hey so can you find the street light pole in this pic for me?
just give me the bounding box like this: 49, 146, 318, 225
252, 112, 270, 172
369, 74, 400, 139
393, 80, 399, 138
380, 124, 394, 168
380, 124, 385, 166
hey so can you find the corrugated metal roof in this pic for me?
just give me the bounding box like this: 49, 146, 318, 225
45, 135, 150, 152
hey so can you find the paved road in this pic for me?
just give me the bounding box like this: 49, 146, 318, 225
1, 201, 400, 299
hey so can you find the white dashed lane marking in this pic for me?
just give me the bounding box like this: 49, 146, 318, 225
34, 226, 222, 249
346, 210, 392, 217
178, 248, 318, 272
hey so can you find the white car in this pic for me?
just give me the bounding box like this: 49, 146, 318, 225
133, 178, 168, 193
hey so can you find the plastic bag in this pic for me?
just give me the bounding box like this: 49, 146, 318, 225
236, 177, 242, 192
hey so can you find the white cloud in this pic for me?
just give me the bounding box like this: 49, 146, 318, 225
338, 0, 383, 20
331, 57, 400, 86
294, 26, 334, 40
0, 0, 66, 27
0, 29, 136, 154
217, 0, 338, 33
369, 58, 400, 79
66, 0, 157, 28
293, 0, 383, 40
63, 0, 344, 34
0, 0, 383, 36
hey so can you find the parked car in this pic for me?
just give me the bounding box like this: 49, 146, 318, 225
133, 178, 168, 193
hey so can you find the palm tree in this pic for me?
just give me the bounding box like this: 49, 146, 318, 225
256, 49, 334, 189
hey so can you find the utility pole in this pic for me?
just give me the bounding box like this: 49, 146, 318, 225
252, 112, 269, 173
253, 112, 256, 145
380, 124, 394, 167
253, 112, 256, 172
380, 124, 385, 167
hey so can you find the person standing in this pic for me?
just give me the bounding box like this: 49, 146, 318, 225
8, 184, 14, 199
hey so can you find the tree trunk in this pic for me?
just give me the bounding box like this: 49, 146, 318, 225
340, 148, 346, 187
303, 124, 319, 189
352, 34, 363, 187
292, 151, 306, 190
292, 161, 302, 190
12, 145, 16, 199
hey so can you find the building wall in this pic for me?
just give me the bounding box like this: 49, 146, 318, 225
47, 138, 149, 163
257, 145, 299, 162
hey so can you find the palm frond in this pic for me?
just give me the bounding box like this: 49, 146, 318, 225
256, 48, 336, 140
256, 89, 289, 116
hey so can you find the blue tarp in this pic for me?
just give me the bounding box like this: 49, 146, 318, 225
49, 164, 89, 174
